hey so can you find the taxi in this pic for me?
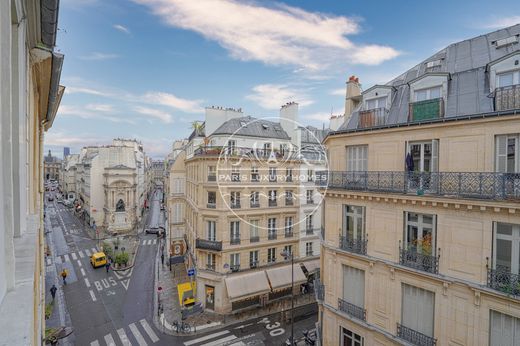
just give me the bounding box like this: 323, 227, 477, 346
90, 251, 107, 268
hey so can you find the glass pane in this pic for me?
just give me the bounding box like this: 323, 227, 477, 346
422, 215, 433, 224
366, 99, 377, 110
408, 212, 418, 222
507, 138, 516, 173
416, 90, 427, 101
356, 218, 363, 240
496, 238, 512, 271
423, 144, 432, 172
497, 223, 513, 236
407, 226, 418, 247
346, 215, 354, 238
498, 73, 514, 87
421, 227, 433, 255
429, 86, 441, 99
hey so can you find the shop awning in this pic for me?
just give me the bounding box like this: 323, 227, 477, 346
266, 264, 307, 291
225, 271, 271, 302
301, 260, 320, 274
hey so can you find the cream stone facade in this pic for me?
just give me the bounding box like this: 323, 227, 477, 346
317, 24, 520, 346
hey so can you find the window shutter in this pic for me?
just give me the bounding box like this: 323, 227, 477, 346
402, 284, 434, 337
342, 266, 365, 308
431, 139, 439, 172
496, 135, 507, 173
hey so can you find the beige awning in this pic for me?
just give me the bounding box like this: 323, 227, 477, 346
301, 259, 320, 274
225, 271, 271, 302
266, 264, 307, 290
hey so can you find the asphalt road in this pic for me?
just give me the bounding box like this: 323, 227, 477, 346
46, 187, 317, 346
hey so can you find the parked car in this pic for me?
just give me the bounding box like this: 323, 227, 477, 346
145, 227, 160, 235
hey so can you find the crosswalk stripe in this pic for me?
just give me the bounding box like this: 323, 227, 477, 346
85, 249, 92, 256
104, 333, 116, 346
84, 278, 91, 288
89, 290, 97, 302
142, 240, 146, 245
144, 240, 149, 245
81, 268, 86, 276
129, 323, 147, 346
139, 319, 159, 343
91, 247, 97, 253
117, 328, 132, 346
77, 260, 82, 267
71, 253, 77, 260
64, 254, 70, 262
90, 341, 100, 346
153, 239, 157, 245
79, 251, 85, 258
184, 331, 230, 346
200, 335, 237, 346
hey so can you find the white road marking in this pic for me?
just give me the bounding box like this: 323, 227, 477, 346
77, 260, 82, 267
104, 333, 116, 346
90, 341, 100, 346
117, 328, 132, 346
153, 239, 157, 245
121, 279, 130, 290
84, 278, 91, 288
200, 335, 237, 346
89, 290, 97, 302
140, 319, 159, 343
64, 254, 70, 262
184, 331, 230, 345
46, 258, 51, 266
81, 268, 86, 276
71, 252, 77, 260
85, 249, 92, 256
78, 251, 85, 258
129, 323, 147, 346
91, 247, 97, 253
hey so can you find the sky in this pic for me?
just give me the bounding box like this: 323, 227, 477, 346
44, 0, 520, 159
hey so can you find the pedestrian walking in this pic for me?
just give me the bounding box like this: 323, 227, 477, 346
105, 261, 111, 273
60, 269, 68, 285
50, 284, 57, 301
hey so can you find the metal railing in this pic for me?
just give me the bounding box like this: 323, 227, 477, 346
487, 267, 520, 296
284, 230, 294, 238
230, 202, 241, 209
230, 264, 240, 272
230, 237, 241, 245
306, 228, 316, 235
306, 198, 314, 204
339, 236, 367, 255
207, 174, 216, 182
408, 97, 444, 122
495, 84, 520, 111
268, 232, 277, 240
196, 238, 222, 251
399, 245, 439, 274
285, 199, 294, 206
249, 261, 259, 269
316, 171, 520, 201
268, 200, 277, 207
338, 298, 366, 321
250, 236, 260, 243
206, 263, 216, 271
358, 107, 389, 128
194, 146, 292, 160
250, 201, 260, 208
397, 323, 437, 346
207, 202, 216, 209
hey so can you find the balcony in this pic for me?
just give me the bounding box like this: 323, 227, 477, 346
399, 245, 439, 274
268, 232, 277, 240
268, 200, 277, 207
230, 237, 241, 245
207, 174, 216, 182
206, 263, 216, 271
250, 201, 260, 208
194, 146, 291, 160
207, 202, 216, 209
230, 202, 241, 209
306, 198, 314, 205
306, 228, 316, 236
397, 323, 437, 346
284, 230, 294, 238
339, 236, 367, 255
358, 107, 389, 128
196, 238, 222, 251
230, 264, 240, 272
249, 261, 259, 269
408, 97, 444, 122
317, 171, 520, 201
250, 236, 259, 243
495, 84, 520, 111
338, 298, 366, 321
487, 267, 520, 296
285, 199, 294, 206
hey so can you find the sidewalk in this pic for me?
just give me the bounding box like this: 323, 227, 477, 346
152, 244, 317, 336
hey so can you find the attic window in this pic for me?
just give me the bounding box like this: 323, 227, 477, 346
494, 35, 519, 49
426, 59, 442, 69
240, 121, 247, 127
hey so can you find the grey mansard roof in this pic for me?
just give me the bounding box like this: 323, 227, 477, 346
337, 24, 520, 133
212, 116, 291, 140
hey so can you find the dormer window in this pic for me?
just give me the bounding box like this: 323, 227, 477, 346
415, 86, 441, 102
365, 96, 387, 110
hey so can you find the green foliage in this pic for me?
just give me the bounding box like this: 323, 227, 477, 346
45, 302, 54, 319
115, 252, 129, 266
102, 241, 113, 257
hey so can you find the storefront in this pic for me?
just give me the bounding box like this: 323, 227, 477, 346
265, 264, 307, 302
225, 271, 271, 312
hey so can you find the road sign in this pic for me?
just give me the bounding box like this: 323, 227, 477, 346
187, 268, 195, 276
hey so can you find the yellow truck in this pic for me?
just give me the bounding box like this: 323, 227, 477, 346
177, 281, 196, 307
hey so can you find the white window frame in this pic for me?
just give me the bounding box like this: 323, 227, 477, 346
250, 220, 259, 239
250, 191, 259, 204
365, 96, 387, 110
495, 134, 520, 173
401, 284, 435, 338
207, 220, 216, 241
341, 327, 364, 346
496, 70, 520, 88
268, 248, 276, 263
230, 221, 240, 240
414, 86, 442, 102
306, 214, 313, 230
230, 191, 240, 206
207, 253, 216, 266
284, 245, 293, 256
285, 217, 293, 234
404, 212, 437, 256
343, 205, 365, 240
268, 218, 276, 232
230, 253, 240, 267
306, 190, 313, 204
346, 145, 368, 172
493, 222, 520, 274
306, 242, 313, 256
250, 250, 259, 266
407, 140, 439, 173
489, 310, 520, 345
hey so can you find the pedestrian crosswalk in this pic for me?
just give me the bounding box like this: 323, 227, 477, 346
90, 319, 159, 346
183, 330, 238, 346
141, 239, 158, 245
45, 248, 99, 266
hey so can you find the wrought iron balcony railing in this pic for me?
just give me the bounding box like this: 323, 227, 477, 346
196, 238, 222, 251
314, 278, 324, 301
268, 232, 277, 240
249, 261, 259, 269
358, 107, 389, 128
250, 201, 260, 208
268, 200, 277, 207
408, 97, 444, 122
230, 264, 240, 272
487, 267, 520, 296
316, 171, 520, 201
284, 230, 294, 238
495, 84, 520, 111
206, 263, 216, 271
399, 244, 439, 274
230, 237, 241, 245
285, 199, 294, 206
250, 236, 260, 243
338, 298, 366, 321
194, 146, 293, 160
207, 202, 216, 209
306, 198, 314, 204
230, 202, 241, 209
207, 174, 216, 182
397, 323, 437, 346
339, 236, 367, 255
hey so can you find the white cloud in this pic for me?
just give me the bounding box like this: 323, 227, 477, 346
303, 112, 331, 122
142, 92, 204, 113
134, 106, 174, 123
330, 88, 345, 96
113, 24, 131, 34
44, 131, 109, 147
58, 105, 135, 124
85, 103, 114, 112
246, 84, 313, 110
65, 86, 105, 96
79, 52, 119, 61
481, 16, 520, 29
132, 0, 400, 71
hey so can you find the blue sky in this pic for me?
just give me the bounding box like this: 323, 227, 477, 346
45, 0, 520, 158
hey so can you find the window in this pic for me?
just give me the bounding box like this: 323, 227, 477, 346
207, 253, 216, 270
305, 214, 313, 231
306, 242, 313, 256
285, 190, 293, 205
267, 248, 276, 263
493, 222, 520, 274
251, 166, 259, 182
490, 310, 520, 345
496, 134, 520, 173
286, 168, 293, 181
231, 166, 240, 182
227, 140, 236, 152
343, 205, 364, 241
415, 86, 441, 101
307, 169, 314, 182
250, 220, 259, 242
283, 245, 292, 257
264, 142, 271, 151
497, 70, 519, 88
268, 218, 277, 239
250, 191, 260, 207
250, 250, 259, 268
342, 328, 364, 346
207, 191, 216, 207
404, 212, 436, 257
401, 284, 435, 338
208, 166, 216, 181
207, 221, 216, 241
230, 221, 240, 244
407, 140, 439, 173
230, 253, 240, 272
365, 96, 387, 110
346, 145, 368, 171
268, 190, 277, 206
173, 203, 183, 223
230, 191, 240, 208
269, 167, 277, 181
342, 265, 365, 310
173, 178, 184, 193
284, 217, 293, 235
306, 190, 314, 204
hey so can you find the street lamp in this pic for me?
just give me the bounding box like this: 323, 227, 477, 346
280, 248, 294, 346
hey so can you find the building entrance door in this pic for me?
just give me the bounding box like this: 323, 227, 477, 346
205, 285, 215, 310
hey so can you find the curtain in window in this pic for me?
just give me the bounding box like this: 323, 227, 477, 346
401, 284, 434, 337
490, 310, 520, 345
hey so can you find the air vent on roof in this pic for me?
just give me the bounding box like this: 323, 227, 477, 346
494, 35, 519, 49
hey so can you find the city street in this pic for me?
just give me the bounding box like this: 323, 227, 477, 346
45, 188, 317, 346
